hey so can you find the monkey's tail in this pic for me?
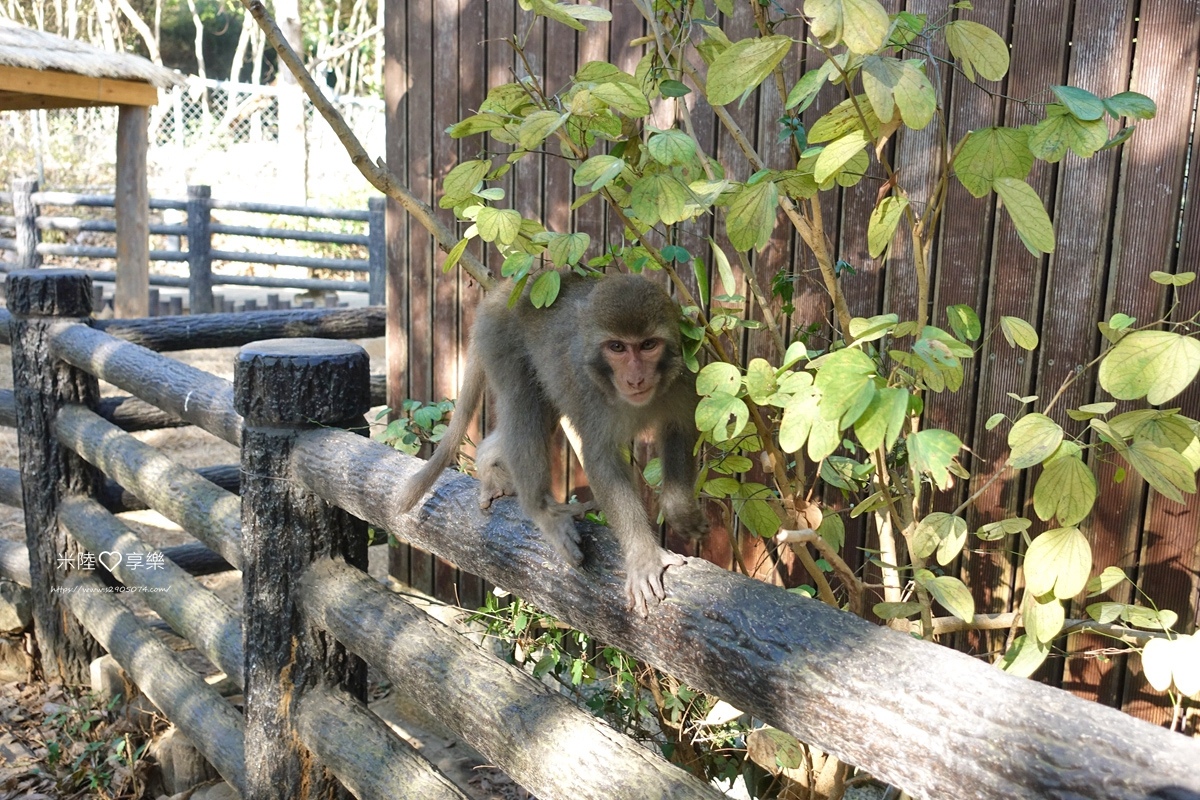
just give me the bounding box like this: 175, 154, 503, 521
395, 351, 487, 512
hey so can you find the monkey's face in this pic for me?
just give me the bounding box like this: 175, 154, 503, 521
601, 336, 667, 406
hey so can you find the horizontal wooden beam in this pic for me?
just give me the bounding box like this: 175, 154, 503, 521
291, 428, 1200, 800
0, 64, 159, 108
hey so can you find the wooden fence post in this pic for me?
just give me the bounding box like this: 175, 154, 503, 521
367, 196, 385, 306
13, 178, 41, 270
187, 185, 214, 314
115, 105, 149, 319
235, 338, 371, 800
7, 269, 103, 683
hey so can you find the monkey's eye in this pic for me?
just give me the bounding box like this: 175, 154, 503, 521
607, 341, 626, 353
640, 339, 659, 351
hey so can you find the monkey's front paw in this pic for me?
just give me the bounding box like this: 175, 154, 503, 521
478, 483, 515, 510
624, 550, 687, 617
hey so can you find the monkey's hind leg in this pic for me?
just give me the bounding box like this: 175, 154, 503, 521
492, 385, 584, 567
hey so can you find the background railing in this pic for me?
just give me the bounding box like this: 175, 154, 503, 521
0, 180, 385, 312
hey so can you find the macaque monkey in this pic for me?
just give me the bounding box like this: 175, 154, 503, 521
396, 272, 707, 614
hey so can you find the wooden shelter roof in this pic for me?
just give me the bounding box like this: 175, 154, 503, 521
0, 20, 181, 111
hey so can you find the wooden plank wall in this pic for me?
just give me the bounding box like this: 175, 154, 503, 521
384, 0, 1200, 725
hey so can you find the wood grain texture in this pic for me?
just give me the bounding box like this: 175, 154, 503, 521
293, 428, 1200, 800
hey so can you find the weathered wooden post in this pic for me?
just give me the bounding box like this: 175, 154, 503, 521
7, 269, 102, 683
235, 338, 371, 800
13, 178, 41, 270
115, 105, 150, 319
187, 185, 214, 314
367, 196, 385, 306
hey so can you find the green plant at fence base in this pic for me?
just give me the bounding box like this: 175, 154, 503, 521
470, 590, 832, 795
430, 0, 1200, 753
39, 690, 153, 797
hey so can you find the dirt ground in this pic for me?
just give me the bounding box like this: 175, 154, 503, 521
0, 327, 532, 799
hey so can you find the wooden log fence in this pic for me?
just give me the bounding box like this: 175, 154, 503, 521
0, 181, 386, 315
0, 267, 1197, 799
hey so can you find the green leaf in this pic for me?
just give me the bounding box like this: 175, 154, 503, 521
912, 512, 967, 561
1102, 91, 1156, 120
696, 392, 750, 441
738, 497, 782, 538
908, 429, 962, 490
976, 517, 1031, 541
1086, 565, 1128, 597
853, 387, 908, 453
441, 159, 492, 205
953, 127, 1032, 199
1098, 330, 1200, 405
1028, 106, 1109, 162
804, 0, 890, 54
659, 79, 691, 98
985, 412, 1006, 431
814, 129, 871, 184
710, 239, 737, 297
573, 154, 625, 191
1023, 592, 1066, 644
808, 95, 881, 142
726, 180, 779, 252
945, 304, 981, 341
475, 207, 523, 245
592, 81, 651, 117
1051, 85, 1105, 121
780, 386, 821, 454
1150, 270, 1197, 287
943, 19, 1009, 82
993, 177, 1055, 255
1122, 605, 1178, 631
529, 271, 561, 308
1000, 634, 1050, 678
1025, 526, 1092, 600
441, 237, 470, 274
647, 129, 697, 166
631, 173, 691, 226
1122, 440, 1196, 503
696, 361, 742, 396
518, 110, 568, 149
923, 574, 975, 623
1000, 315, 1040, 350
707, 35, 793, 106
745, 359, 778, 405
1088, 599, 1123, 623
1007, 413, 1063, 469
867, 196, 909, 258
447, 112, 508, 138
546, 232, 590, 267
786, 63, 832, 112
1034, 452, 1097, 526
873, 601, 922, 620
815, 347, 877, 427
860, 56, 936, 129
807, 415, 841, 461
817, 514, 845, 550
848, 313, 899, 343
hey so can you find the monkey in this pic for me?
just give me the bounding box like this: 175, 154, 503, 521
396, 271, 708, 615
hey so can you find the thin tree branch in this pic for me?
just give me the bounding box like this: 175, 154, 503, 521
240, 0, 494, 290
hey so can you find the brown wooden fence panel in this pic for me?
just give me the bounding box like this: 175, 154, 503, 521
384, 0, 1200, 722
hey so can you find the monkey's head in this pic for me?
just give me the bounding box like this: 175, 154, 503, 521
585, 275, 683, 407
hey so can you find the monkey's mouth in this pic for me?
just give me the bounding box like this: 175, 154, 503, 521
622, 387, 655, 405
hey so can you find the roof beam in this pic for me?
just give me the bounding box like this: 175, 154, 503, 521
0, 64, 158, 108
